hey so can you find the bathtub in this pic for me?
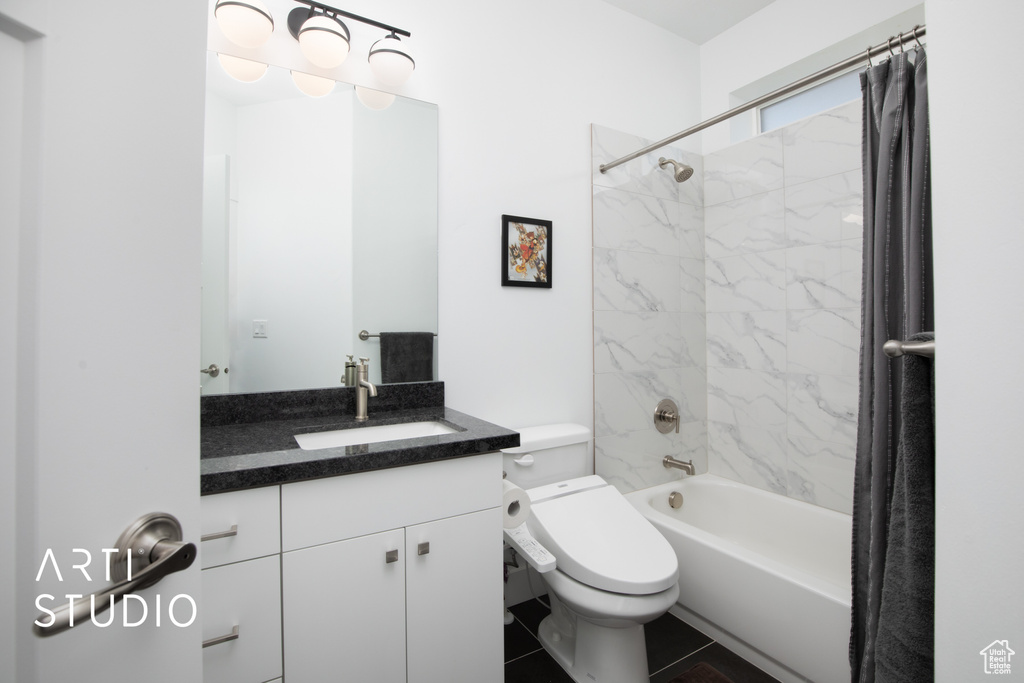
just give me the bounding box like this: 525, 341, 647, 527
625, 474, 852, 683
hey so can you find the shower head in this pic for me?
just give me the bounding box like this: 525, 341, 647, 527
658, 157, 694, 183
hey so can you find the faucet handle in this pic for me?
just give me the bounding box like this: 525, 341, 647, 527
654, 399, 680, 434
359, 357, 370, 365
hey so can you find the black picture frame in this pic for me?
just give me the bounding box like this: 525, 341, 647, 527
501, 214, 552, 288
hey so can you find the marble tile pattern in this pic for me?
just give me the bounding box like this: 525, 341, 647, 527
703, 101, 863, 514
593, 125, 707, 495
594, 100, 864, 515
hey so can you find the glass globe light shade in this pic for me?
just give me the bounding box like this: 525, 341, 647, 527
368, 34, 414, 85
218, 54, 268, 83
355, 86, 396, 110
291, 71, 336, 97
298, 14, 351, 69
214, 0, 274, 49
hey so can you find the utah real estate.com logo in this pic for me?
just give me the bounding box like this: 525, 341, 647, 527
980, 640, 1014, 675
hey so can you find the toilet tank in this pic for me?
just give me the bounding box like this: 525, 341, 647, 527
501, 423, 591, 490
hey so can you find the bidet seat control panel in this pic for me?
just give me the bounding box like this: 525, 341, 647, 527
504, 523, 556, 573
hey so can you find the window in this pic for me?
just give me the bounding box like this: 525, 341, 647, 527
758, 68, 861, 133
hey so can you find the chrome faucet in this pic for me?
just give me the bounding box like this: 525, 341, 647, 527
663, 456, 695, 475
355, 357, 378, 421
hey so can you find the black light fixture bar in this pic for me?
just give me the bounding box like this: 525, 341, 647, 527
290, 0, 411, 38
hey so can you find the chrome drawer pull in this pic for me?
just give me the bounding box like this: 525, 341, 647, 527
385, 549, 399, 564
201, 525, 238, 542
417, 542, 430, 556
203, 624, 239, 648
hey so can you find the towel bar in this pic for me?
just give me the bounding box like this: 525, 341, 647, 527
883, 337, 935, 359
359, 330, 438, 341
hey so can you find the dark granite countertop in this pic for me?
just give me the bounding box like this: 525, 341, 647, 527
200, 383, 519, 495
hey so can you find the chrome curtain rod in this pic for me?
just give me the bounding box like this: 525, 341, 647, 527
599, 24, 926, 174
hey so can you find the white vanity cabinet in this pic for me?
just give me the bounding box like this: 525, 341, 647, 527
199, 451, 503, 683
280, 452, 504, 683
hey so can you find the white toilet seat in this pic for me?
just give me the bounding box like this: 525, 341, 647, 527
526, 477, 678, 594
543, 567, 680, 627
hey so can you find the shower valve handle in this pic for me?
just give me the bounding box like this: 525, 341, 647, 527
654, 399, 680, 434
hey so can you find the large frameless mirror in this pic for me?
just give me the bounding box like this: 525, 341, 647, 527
200, 53, 438, 394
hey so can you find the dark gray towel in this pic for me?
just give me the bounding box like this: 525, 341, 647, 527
379, 332, 434, 384
875, 332, 935, 683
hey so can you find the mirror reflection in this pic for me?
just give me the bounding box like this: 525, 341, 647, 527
201, 53, 438, 395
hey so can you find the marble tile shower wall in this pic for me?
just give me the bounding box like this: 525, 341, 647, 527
591, 100, 862, 514
703, 100, 862, 514
591, 125, 708, 494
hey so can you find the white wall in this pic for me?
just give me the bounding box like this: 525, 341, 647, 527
699, 0, 923, 153
398, 0, 702, 431
927, 1, 1024, 678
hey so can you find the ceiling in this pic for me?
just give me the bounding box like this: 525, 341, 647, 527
600, 0, 777, 45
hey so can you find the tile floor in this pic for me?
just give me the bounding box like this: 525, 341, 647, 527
504, 599, 780, 683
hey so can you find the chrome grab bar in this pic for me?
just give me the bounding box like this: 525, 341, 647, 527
33, 513, 196, 637
883, 337, 935, 359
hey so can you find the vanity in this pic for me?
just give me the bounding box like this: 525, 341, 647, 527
199, 382, 518, 683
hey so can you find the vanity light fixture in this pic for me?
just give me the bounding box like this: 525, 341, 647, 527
218, 53, 269, 82
368, 32, 415, 85
291, 70, 336, 97
355, 85, 396, 110
214, 0, 275, 48
296, 12, 351, 68
287, 1, 413, 82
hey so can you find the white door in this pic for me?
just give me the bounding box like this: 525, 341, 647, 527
4, 1, 207, 681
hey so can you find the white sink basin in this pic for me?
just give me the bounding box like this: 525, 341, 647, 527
294, 421, 458, 450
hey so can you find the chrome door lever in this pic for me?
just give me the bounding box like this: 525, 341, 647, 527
33, 512, 196, 637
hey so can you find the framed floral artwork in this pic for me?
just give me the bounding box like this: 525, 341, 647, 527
501, 214, 552, 288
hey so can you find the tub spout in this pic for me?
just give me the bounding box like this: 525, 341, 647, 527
663, 456, 695, 475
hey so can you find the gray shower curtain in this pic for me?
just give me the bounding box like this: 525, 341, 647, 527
850, 48, 934, 683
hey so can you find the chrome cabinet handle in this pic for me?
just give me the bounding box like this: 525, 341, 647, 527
385, 549, 399, 564
417, 542, 430, 556
201, 524, 238, 542
33, 513, 196, 637
203, 624, 240, 648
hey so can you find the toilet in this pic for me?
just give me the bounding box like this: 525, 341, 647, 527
502, 424, 679, 683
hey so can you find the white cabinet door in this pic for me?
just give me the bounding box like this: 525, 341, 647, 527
283, 528, 407, 683
202, 555, 282, 683
406, 507, 504, 683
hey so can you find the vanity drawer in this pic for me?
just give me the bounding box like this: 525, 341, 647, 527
201, 555, 282, 683
200, 486, 280, 569
281, 452, 502, 551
